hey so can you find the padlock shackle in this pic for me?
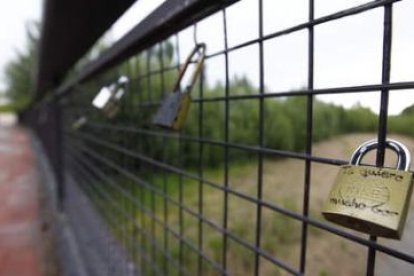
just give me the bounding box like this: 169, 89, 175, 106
173, 43, 206, 94
112, 75, 129, 94
350, 139, 411, 171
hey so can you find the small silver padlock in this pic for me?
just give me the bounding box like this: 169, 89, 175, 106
153, 43, 206, 130
322, 139, 413, 239
92, 76, 129, 118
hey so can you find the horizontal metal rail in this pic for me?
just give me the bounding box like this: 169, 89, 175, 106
56, 0, 239, 98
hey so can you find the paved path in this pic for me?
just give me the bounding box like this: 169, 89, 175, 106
0, 126, 42, 276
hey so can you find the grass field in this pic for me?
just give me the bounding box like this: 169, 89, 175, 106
91, 133, 414, 275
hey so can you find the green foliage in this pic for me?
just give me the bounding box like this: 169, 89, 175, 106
389, 113, 414, 137
2, 23, 39, 111
313, 102, 377, 142
72, 41, 414, 276
70, 40, 414, 169
2, 22, 114, 112
82, 61, 386, 168
342, 104, 377, 133
176, 80, 382, 167
389, 103, 414, 137
401, 104, 414, 116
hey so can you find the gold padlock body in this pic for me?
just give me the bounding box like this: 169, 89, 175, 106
322, 165, 413, 239
153, 92, 191, 130
103, 99, 120, 118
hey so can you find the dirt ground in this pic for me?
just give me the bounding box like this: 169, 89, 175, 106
156, 133, 414, 275
264, 133, 414, 275
214, 133, 414, 275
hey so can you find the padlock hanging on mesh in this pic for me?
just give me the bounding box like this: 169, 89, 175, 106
152, 43, 206, 130
322, 139, 413, 239
72, 116, 88, 130
92, 75, 129, 118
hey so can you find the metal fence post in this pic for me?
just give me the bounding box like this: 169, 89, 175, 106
52, 95, 65, 211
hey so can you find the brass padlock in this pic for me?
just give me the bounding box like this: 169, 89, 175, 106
322, 139, 413, 239
153, 43, 206, 130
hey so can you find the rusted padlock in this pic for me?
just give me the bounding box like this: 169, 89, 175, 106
152, 43, 206, 130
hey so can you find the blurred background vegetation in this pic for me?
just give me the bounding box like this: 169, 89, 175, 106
3, 22, 414, 165
5, 20, 414, 276
2, 22, 413, 167
0, 23, 38, 112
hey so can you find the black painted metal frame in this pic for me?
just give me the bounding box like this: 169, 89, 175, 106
25, 0, 414, 275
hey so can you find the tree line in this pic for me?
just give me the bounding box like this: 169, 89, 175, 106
2, 25, 412, 169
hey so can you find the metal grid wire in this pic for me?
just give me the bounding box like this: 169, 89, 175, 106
26, 0, 414, 275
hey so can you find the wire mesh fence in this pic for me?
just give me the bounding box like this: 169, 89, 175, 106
25, 0, 414, 275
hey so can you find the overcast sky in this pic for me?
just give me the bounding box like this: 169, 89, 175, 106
1, 0, 413, 115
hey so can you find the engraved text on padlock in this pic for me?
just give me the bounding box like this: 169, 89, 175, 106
322, 139, 413, 239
